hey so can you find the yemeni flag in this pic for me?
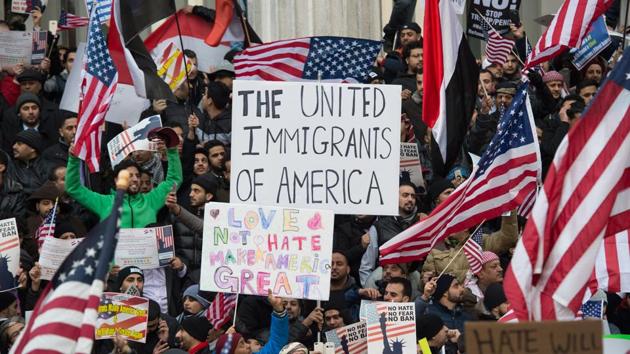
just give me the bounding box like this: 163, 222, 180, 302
108, 0, 176, 100
423, 0, 479, 176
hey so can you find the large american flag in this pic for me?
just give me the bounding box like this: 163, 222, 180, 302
463, 231, 483, 274
86, 0, 112, 25
206, 293, 237, 330
504, 48, 630, 321
485, 27, 515, 66
58, 9, 89, 30
11, 188, 124, 354
380, 83, 541, 264
525, 0, 615, 68
589, 230, 630, 294
234, 36, 381, 82
35, 199, 58, 248
74, 5, 118, 173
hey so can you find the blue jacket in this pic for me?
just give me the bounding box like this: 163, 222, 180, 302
258, 311, 289, 354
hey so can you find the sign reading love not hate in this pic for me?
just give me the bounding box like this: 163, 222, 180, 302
200, 203, 334, 301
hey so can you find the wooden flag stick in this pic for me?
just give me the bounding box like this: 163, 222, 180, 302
232, 293, 239, 328
436, 221, 485, 280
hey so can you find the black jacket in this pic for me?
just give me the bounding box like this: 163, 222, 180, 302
7, 157, 48, 194
172, 209, 204, 274
391, 72, 417, 92
466, 111, 501, 155
0, 177, 26, 219
41, 139, 70, 168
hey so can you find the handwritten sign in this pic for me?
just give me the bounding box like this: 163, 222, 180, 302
231, 80, 401, 215
365, 302, 416, 354
39, 238, 82, 281
465, 320, 603, 354
571, 17, 611, 70
107, 115, 161, 167
96, 292, 149, 343
467, 0, 522, 39
0, 218, 20, 291
0, 31, 33, 67
115, 228, 161, 270
326, 321, 368, 354
400, 143, 425, 191
200, 202, 334, 300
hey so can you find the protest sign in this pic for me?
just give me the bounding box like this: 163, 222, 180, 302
200, 202, 334, 300
0, 31, 33, 67
465, 320, 603, 354
359, 300, 375, 321
107, 115, 161, 167
231, 80, 401, 215
59, 43, 86, 113
156, 42, 193, 92
115, 228, 160, 270
0, 218, 20, 291
31, 31, 47, 65
571, 17, 611, 70
39, 238, 82, 281
400, 143, 425, 191
365, 302, 416, 354
603, 334, 630, 354
156, 225, 175, 267
11, 0, 46, 14
96, 292, 149, 343
326, 321, 368, 354
467, 0, 521, 39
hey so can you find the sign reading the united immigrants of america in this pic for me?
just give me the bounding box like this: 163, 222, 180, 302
200, 203, 334, 300
231, 80, 401, 215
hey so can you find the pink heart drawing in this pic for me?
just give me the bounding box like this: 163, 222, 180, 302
210, 209, 220, 219
307, 212, 323, 230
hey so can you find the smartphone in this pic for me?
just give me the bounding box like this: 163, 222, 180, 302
48, 20, 58, 36
507, 10, 521, 28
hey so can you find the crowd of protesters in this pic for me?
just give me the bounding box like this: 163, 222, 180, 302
0, 2, 629, 354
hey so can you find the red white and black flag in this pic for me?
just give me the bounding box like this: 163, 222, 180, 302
108, 0, 176, 100
423, 0, 479, 176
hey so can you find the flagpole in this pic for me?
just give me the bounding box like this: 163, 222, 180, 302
172, 9, 193, 114
232, 293, 239, 328
436, 221, 485, 280
623, 0, 629, 51
474, 9, 526, 68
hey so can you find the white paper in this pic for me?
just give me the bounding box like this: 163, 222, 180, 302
39, 238, 82, 281
115, 228, 160, 270
106, 115, 161, 167
59, 42, 86, 113
0, 31, 33, 67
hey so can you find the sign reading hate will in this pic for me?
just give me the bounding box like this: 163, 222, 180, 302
200, 203, 334, 300
231, 80, 401, 215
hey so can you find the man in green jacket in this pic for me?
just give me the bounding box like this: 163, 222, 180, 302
65, 141, 183, 228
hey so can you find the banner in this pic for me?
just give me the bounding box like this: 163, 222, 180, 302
465, 320, 603, 354
156, 225, 175, 267
39, 238, 82, 281
115, 227, 161, 270
107, 115, 161, 167
400, 143, 425, 191
365, 302, 416, 354
326, 321, 368, 354
31, 31, 47, 65
231, 80, 401, 215
96, 292, 149, 343
467, 0, 522, 39
0, 31, 33, 67
200, 202, 334, 300
571, 17, 611, 70
0, 218, 20, 291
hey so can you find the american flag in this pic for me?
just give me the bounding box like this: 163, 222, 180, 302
206, 293, 237, 330
463, 233, 483, 274
589, 230, 630, 294
156, 225, 174, 249
578, 300, 604, 319
485, 27, 515, 66
380, 83, 541, 264
58, 9, 89, 30
234, 36, 381, 82
517, 187, 537, 218
365, 303, 416, 345
10, 187, 124, 354
35, 199, 58, 248
86, 0, 112, 25
74, 5, 118, 173
525, 0, 615, 68
504, 48, 630, 321
497, 308, 519, 323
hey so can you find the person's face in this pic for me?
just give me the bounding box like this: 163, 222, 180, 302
436, 187, 455, 205
478, 72, 495, 97
12, 141, 36, 161
36, 199, 54, 217
383, 283, 409, 302
118, 166, 140, 194
406, 48, 423, 74
193, 153, 209, 176
283, 299, 301, 320
330, 253, 349, 281
53, 166, 66, 191
579, 85, 597, 105
478, 260, 503, 284
58, 232, 77, 240
246, 339, 262, 353
58, 48, 67, 62
59, 117, 78, 145
496, 93, 514, 110
382, 264, 404, 283
400, 29, 420, 46
208, 146, 226, 171
416, 73, 423, 96
174, 82, 190, 100
65, 52, 76, 73
5, 322, 24, 349
183, 296, 205, 314
585, 64, 603, 83
398, 185, 416, 215
19, 102, 40, 126
324, 309, 345, 330
446, 279, 465, 303
235, 337, 252, 354
20, 80, 42, 94
120, 274, 144, 293
175, 329, 195, 350
430, 325, 449, 347
139, 173, 153, 193
189, 184, 212, 207
488, 65, 503, 79
546, 80, 563, 99
132, 150, 153, 164
502, 55, 518, 75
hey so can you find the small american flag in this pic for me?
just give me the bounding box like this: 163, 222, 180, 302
234, 36, 381, 82
485, 27, 515, 66
156, 225, 173, 249
365, 304, 416, 344
58, 9, 89, 30
206, 293, 237, 330
463, 233, 483, 274
35, 199, 58, 247
497, 308, 519, 323
86, 0, 112, 25
74, 4, 118, 172
578, 300, 604, 319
